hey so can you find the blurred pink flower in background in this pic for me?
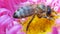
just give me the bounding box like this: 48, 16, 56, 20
0, 0, 60, 34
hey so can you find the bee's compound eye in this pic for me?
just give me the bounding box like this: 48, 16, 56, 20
46, 6, 51, 16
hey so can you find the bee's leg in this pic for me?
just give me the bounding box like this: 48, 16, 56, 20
26, 14, 35, 32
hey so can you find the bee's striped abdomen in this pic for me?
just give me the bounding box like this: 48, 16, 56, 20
13, 6, 35, 18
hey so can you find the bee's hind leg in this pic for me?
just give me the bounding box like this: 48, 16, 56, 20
26, 14, 35, 33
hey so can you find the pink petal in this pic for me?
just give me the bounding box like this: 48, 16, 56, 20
8, 25, 22, 34
0, 8, 11, 17
0, 15, 13, 28
52, 27, 58, 34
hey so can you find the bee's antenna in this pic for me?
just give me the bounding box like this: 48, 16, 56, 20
26, 14, 35, 34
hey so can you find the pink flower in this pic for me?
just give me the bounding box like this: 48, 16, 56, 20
0, 0, 60, 34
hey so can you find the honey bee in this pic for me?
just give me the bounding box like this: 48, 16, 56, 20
13, 4, 57, 33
